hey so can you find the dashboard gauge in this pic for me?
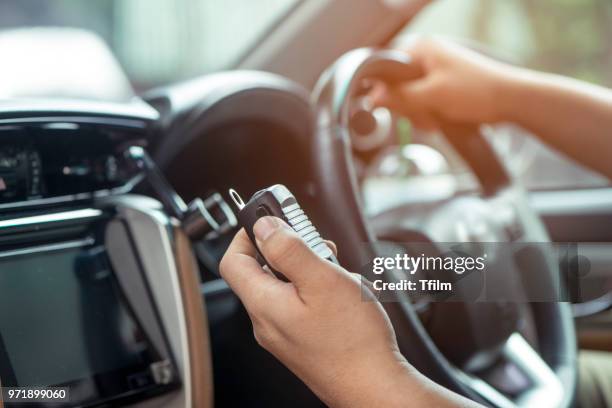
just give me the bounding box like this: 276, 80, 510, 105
0, 148, 43, 202
0, 124, 137, 205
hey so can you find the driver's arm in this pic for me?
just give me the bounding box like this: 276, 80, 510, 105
220, 216, 481, 408
373, 38, 612, 180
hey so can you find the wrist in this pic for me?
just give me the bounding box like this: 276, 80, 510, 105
319, 348, 476, 408
322, 350, 421, 408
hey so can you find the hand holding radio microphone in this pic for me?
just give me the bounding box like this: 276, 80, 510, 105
220, 199, 406, 408
220, 184, 476, 408
228, 184, 338, 279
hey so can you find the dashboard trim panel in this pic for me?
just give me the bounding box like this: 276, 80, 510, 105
114, 197, 193, 408
0, 99, 159, 124
0, 116, 149, 129
0, 208, 102, 228
145, 70, 312, 168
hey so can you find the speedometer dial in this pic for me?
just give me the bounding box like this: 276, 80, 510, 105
0, 147, 42, 202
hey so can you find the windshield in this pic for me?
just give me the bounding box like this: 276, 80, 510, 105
380, 0, 612, 196
0, 0, 299, 94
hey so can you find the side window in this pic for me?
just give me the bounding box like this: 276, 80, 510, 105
114, 0, 299, 88
392, 0, 611, 190
0, 0, 300, 91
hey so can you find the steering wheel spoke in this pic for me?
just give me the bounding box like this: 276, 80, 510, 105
458, 333, 564, 408
455, 368, 517, 408
504, 334, 564, 407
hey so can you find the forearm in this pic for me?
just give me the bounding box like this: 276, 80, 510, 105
388, 362, 482, 408
318, 351, 481, 408
499, 68, 612, 179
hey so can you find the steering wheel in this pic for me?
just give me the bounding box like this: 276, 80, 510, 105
311, 48, 577, 408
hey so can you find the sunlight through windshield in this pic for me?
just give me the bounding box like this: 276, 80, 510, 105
0, 0, 299, 92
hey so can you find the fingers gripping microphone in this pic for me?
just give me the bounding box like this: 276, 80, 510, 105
228, 184, 338, 279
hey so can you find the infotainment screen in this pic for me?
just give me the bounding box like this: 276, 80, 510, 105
0, 241, 177, 406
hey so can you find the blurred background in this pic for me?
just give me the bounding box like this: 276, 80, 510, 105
370, 0, 612, 211
0, 0, 611, 207
1, 1, 609, 94
0, 0, 298, 93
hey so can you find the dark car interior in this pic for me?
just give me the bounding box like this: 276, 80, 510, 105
1, 1, 612, 407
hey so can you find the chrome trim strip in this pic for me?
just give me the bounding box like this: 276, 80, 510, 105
0, 97, 159, 122
457, 333, 564, 408
0, 116, 147, 128
0, 192, 101, 210
505, 333, 564, 408
455, 368, 516, 408
119, 205, 191, 407
573, 292, 612, 317
0, 208, 102, 229
0, 179, 139, 211
0, 238, 95, 259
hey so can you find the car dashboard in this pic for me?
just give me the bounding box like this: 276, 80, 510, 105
0, 71, 322, 408
0, 100, 212, 407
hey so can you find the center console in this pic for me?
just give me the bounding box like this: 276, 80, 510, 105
0, 100, 212, 407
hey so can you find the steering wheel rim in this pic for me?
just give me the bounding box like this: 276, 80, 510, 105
311, 48, 576, 408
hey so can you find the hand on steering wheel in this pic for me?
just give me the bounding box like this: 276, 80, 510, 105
370, 37, 521, 130
311, 46, 576, 408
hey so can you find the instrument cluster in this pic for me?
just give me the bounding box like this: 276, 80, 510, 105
0, 124, 136, 205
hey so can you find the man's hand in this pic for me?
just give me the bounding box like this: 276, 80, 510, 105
373, 37, 518, 130
374, 37, 612, 179
220, 216, 480, 408
219, 216, 407, 407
